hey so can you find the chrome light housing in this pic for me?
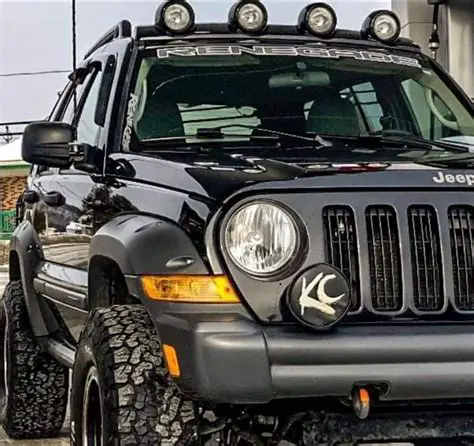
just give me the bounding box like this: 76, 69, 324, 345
361, 10, 401, 44
298, 2, 337, 37
228, 0, 269, 34
155, 0, 195, 34
224, 201, 303, 278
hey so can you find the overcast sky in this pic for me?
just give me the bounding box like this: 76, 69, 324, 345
0, 0, 390, 125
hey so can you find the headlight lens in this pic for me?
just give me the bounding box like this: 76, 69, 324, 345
299, 3, 337, 37
361, 10, 401, 44
372, 13, 399, 42
155, 1, 195, 34
229, 0, 268, 34
307, 6, 335, 35
237, 3, 266, 31
163, 4, 192, 32
224, 202, 299, 276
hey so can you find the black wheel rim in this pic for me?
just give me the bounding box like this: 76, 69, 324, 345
82, 366, 103, 446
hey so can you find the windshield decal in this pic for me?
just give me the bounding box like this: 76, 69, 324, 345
155, 45, 422, 68
122, 93, 139, 151
433, 171, 474, 185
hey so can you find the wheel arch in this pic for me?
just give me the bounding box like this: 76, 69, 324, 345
8, 250, 21, 281
7, 220, 61, 337
88, 254, 139, 309
88, 213, 211, 304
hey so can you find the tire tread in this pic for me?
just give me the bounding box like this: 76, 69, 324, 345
1, 280, 69, 439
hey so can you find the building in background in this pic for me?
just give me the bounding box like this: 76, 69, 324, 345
0, 137, 29, 240
392, 0, 474, 99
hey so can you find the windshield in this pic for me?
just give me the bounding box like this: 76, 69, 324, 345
122, 43, 474, 159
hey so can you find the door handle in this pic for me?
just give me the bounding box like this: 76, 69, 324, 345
23, 190, 39, 204
44, 191, 65, 207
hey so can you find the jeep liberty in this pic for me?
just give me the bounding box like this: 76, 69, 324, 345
1, 1, 474, 444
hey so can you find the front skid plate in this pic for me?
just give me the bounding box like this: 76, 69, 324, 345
302, 411, 474, 445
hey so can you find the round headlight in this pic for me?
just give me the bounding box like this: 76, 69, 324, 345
228, 0, 268, 34
155, 1, 195, 34
361, 10, 401, 44
224, 202, 300, 277
298, 3, 337, 37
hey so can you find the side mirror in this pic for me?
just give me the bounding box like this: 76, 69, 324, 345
22, 121, 74, 168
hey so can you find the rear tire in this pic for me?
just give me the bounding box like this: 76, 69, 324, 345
70, 305, 203, 445
0, 280, 69, 439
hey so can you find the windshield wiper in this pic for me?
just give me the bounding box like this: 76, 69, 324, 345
203, 124, 315, 143
367, 130, 471, 153
414, 152, 474, 168
302, 131, 471, 158
141, 129, 280, 151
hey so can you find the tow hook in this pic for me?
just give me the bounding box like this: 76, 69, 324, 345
351, 386, 371, 420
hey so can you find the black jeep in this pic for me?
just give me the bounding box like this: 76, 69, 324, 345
2, 1, 474, 444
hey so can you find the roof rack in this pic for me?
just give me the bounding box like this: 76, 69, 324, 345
83, 20, 132, 60
135, 23, 421, 52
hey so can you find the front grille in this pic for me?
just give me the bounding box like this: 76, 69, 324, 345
321, 201, 473, 320
366, 206, 402, 312
408, 206, 443, 311
323, 206, 360, 310
449, 206, 474, 311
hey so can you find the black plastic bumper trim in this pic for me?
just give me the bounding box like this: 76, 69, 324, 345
154, 313, 474, 404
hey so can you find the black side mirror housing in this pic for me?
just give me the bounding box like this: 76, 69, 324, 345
22, 121, 74, 168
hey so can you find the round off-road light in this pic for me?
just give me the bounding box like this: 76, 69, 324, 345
361, 10, 401, 44
228, 0, 268, 34
155, 0, 195, 34
298, 3, 337, 37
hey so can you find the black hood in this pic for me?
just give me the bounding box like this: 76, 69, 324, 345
111, 152, 474, 202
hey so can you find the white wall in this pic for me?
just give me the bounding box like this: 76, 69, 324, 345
392, 0, 434, 56
392, 0, 474, 99
446, 0, 474, 98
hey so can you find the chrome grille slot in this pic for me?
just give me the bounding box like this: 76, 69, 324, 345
449, 206, 474, 311
366, 206, 403, 312
323, 206, 360, 310
408, 206, 443, 311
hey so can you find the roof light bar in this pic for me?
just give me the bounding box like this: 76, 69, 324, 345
297, 2, 337, 37
361, 10, 401, 44
228, 0, 269, 34
155, 0, 195, 34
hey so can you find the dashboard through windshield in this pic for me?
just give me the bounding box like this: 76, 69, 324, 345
122, 43, 474, 158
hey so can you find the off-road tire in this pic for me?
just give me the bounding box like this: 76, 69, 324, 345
0, 280, 69, 439
70, 305, 204, 445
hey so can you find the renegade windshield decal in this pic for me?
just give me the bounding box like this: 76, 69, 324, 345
155, 45, 422, 68
122, 93, 139, 151
433, 171, 474, 185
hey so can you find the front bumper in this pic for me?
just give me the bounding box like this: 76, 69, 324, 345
156, 313, 474, 405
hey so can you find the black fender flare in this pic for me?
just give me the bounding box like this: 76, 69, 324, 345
9, 220, 60, 337
89, 213, 211, 302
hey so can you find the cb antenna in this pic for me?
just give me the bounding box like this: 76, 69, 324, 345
427, 0, 446, 60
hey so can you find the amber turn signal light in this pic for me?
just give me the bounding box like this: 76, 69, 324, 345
141, 275, 240, 303
163, 344, 181, 378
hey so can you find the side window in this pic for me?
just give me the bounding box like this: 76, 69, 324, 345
61, 76, 92, 125
35, 75, 92, 175
74, 70, 104, 147
48, 82, 70, 121
402, 79, 459, 139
